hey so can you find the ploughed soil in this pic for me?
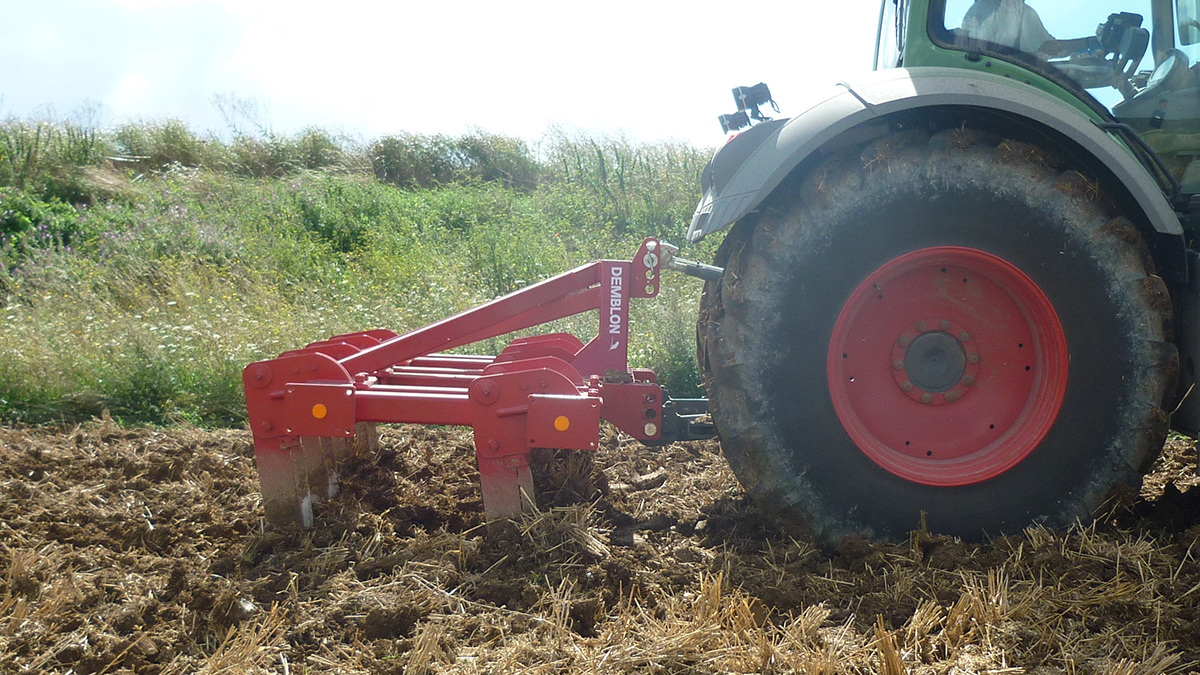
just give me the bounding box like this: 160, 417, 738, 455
1, 419, 1199, 674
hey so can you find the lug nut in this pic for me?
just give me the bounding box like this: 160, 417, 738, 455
901, 381, 914, 392
892, 360, 904, 370
962, 376, 974, 386
921, 393, 933, 404
916, 321, 927, 332
968, 353, 979, 364
898, 336, 910, 347
960, 331, 971, 342
945, 391, 959, 402
940, 319, 951, 330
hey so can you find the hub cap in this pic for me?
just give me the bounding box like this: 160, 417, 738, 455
826, 247, 1068, 486
904, 331, 965, 393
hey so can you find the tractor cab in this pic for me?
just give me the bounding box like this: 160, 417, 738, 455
882, 0, 1200, 191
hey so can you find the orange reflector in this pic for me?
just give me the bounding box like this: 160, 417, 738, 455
312, 403, 328, 419
554, 416, 570, 432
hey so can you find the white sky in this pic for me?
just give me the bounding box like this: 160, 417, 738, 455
0, 0, 882, 149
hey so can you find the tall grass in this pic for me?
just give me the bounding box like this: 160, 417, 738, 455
542, 130, 709, 241
0, 118, 716, 426
371, 130, 539, 190
0, 120, 107, 187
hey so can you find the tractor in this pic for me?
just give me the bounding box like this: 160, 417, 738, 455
691, 0, 1200, 541
243, 0, 1200, 543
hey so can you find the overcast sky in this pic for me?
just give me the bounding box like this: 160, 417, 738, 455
1, 0, 882, 148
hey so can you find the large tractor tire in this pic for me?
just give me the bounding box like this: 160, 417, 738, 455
697, 126, 1178, 542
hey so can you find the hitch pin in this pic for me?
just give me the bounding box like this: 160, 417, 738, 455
659, 242, 724, 282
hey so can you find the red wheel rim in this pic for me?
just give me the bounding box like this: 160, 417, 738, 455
827, 246, 1068, 486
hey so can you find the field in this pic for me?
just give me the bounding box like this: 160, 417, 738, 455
3, 119, 1200, 674
0, 420, 1197, 674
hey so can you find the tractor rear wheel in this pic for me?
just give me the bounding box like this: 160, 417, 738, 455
697, 127, 1178, 542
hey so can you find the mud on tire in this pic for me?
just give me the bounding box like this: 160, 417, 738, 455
697, 127, 1179, 542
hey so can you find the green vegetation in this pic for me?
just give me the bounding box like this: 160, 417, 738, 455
0, 117, 716, 426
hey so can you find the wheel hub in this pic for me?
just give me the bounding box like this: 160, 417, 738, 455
905, 332, 964, 391
890, 319, 979, 405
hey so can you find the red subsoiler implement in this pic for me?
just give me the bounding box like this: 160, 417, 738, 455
243, 238, 716, 526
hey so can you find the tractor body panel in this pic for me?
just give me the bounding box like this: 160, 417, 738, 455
688, 67, 1183, 249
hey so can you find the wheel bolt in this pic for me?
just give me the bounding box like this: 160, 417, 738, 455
940, 319, 951, 330
945, 391, 959, 402
959, 331, 971, 342
902, 381, 913, 392
968, 353, 979, 364
916, 321, 927, 332
898, 336, 910, 347
962, 376, 974, 386
892, 360, 904, 370
921, 393, 933, 404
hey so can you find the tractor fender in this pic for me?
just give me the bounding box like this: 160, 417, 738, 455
687, 66, 1183, 245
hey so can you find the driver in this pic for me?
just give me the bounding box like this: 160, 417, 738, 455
962, 0, 1095, 58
